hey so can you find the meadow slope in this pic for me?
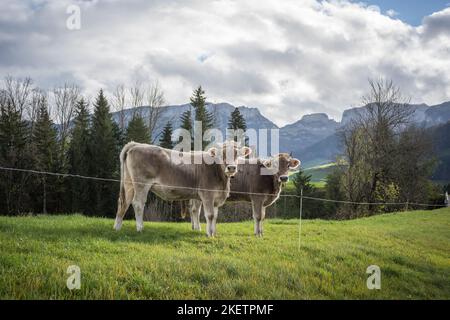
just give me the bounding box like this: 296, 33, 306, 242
0, 208, 449, 299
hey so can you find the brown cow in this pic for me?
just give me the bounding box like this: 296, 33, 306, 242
188, 153, 300, 236
114, 141, 251, 236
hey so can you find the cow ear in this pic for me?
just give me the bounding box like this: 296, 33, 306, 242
207, 147, 218, 158
241, 146, 252, 157
262, 159, 272, 168
289, 158, 301, 170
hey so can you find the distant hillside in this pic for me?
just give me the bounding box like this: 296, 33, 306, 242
298, 133, 342, 167
279, 113, 339, 159
430, 121, 450, 182
425, 102, 450, 126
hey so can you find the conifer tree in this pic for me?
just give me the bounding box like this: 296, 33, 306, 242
179, 108, 193, 149
0, 100, 31, 214
228, 107, 247, 145
32, 101, 60, 213
159, 121, 174, 149
292, 169, 315, 195
190, 86, 214, 149
68, 98, 91, 213
228, 108, 247, 131
125, 114, 150, 143
88, 89, 119, 217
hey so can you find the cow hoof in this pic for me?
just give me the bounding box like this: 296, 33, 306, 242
113, 218, 123, 231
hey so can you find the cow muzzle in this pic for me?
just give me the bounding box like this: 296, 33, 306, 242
225, 165, 237, 176
279, 175, 289, 183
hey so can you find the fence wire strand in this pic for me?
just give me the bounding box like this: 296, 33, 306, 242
0, 166, 445, 208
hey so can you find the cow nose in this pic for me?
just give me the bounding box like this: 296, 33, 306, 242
226, 165, 237, 173
280, 175, 288, 183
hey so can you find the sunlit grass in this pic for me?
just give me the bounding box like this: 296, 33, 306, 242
0, 208, 449, 299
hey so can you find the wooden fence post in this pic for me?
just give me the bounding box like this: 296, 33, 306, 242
298, 188, 303, 251
445, 192, 449, 208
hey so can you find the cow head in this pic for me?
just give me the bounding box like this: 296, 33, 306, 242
262, 153, 301, 183
207, 141, 252, 177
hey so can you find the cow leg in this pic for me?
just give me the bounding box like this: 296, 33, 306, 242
190, 200, 202, 231
180, 201, 187, 219
132, 184, 151, 232
114, 181, 134, 231
211, 207, 219, 236
202, 200, 216, 237
259, 206, 267, 237
251, 199, 264, 237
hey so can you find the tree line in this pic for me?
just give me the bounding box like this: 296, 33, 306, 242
0, 77, 247, 217
1, 76, 441, 220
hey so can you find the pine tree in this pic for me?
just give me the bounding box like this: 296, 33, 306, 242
88, 89, 119, 217
190, 86, 214, 150
228, 107, 247, 145
0, 101, 28, 163
125, 114, 150, 143
159, 121, 174, 149
291, 168, 327, 219
179, 108, 193, 149
292, 169, 315, 195
228, 108, 247, 131
32, 101, 60, 213
68, 98, 91, 213
0, 100, 31, 214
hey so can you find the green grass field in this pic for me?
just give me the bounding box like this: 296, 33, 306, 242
1, 208, 449, 299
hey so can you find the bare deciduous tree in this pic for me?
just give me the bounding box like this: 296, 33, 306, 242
338, 78, 427, 216
112, 84, 128, 132
129, 80, 144, 118
52, 83, 80, 162
112, 80, 166, 142
359, 79, 413, 208
145, 80, 165, 143
3, 76, 33, 117
27, 88, 48, 133
360, 79, 413, 131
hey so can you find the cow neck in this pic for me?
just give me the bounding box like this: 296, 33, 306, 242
213, 163, 229, 190
272, 175, 282, 196
257, 160, 279, 195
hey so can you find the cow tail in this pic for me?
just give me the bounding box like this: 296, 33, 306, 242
118, 141, 137, 207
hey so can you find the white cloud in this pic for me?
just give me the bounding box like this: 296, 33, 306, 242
0, 0, 450, 126
386, 9, 398, 18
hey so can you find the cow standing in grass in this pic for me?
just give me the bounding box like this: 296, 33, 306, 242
114, 141, 251, 237
188, 153, 300, 236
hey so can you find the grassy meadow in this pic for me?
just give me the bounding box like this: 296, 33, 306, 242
0, 208, 449, 299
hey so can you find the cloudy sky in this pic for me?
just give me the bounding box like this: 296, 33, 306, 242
1, 0, 450, 126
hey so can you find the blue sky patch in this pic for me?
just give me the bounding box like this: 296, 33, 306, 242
354, 0, 450, 25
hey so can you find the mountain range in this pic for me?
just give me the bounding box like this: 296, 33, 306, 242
111, 100, 450, 168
